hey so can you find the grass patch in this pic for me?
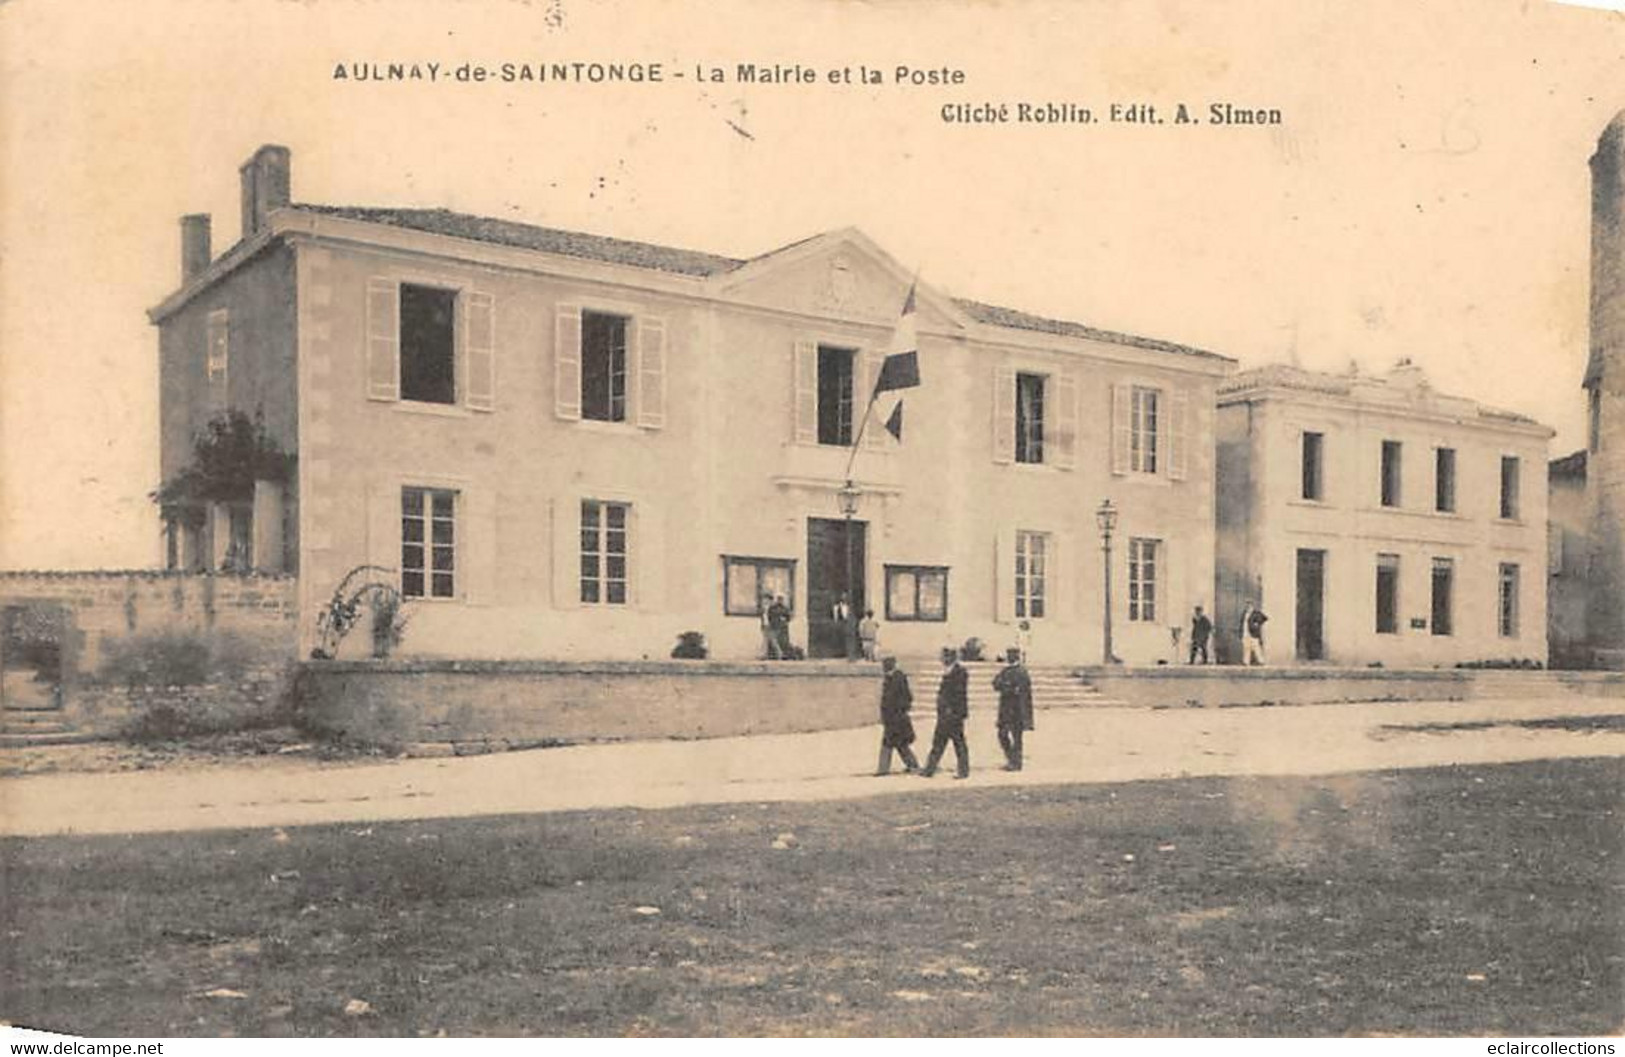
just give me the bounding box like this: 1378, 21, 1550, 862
2, 758, 1620, 1037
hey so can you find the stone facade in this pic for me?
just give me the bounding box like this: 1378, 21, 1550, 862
152, 146, 1236, 665
0, 571, 300, 735
1583, 112, 1625, 667
1216, 362, 1552, 668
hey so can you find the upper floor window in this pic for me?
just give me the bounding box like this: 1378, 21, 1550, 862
1301, 431, 1324, 501
1127, 538, 1160, 622
581, 500, 630, 606
1380, 440, 1403, 508
366, 278, 495, 411
206, 309, 229, 407
817, 345, 857, 446
1130, 387, 1160, 473
1015, 372, 1046, 464
1590, 388, 1602, 453
1499, 456, 1521, 520
399, 284, 457, 405
1014, 531, 1048, 620
402, 486, 457, 599
1435, 447, 1456, 513
581, 311, 629, 423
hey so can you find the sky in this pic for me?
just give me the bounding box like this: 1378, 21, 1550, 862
2, 0, 1622, 568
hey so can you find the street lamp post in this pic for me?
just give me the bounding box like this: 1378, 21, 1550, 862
1096, 498, 1121, 665
837, 479, 863, 661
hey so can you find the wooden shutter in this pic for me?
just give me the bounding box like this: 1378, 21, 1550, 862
554, 304, 583, 420
636, 317, 667, 429
465, 292, 496, 412
1168, 389, 1189, 480
634, 503, 665, 612
1111, 383, 1131, 475
1053, 373, 1078, 470
365, 278, 400, 401
792, 340, 817, 445
994, 528, 1016, 623
862, 348, 887, 450
992, 365, 1015, 464
367, 481, 399, 582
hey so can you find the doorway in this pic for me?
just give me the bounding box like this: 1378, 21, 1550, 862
807, 517, 866, 659
1295, 548, 1326, 662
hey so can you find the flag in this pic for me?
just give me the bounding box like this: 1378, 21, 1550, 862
873, 282, 921, 395
883, 400, 904, 441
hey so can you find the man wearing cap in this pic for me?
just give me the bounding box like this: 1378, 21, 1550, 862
992, 646, 1035, 771
874, 656, 919, 776
919, 647, 970, 779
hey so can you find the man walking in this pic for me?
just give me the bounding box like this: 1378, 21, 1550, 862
1240, 600, 1268, 666
1189, 605, 1213, 665
992, 647, 1034, 771
919, 647, 970, 779
874, 656, 919, 776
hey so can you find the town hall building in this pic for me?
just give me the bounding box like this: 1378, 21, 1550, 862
151, 145, 1235, 664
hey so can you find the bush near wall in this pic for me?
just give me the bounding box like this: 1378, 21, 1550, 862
88, 630, 295, 741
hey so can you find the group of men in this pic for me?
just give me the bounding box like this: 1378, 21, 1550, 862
874, 646, 1034, 779
761, 591, 882, 661
1186, 602, 1269, 665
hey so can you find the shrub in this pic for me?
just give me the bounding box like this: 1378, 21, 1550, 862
671, 630, 708, 660
98, 632, 219, 688
961, 637, 985, 662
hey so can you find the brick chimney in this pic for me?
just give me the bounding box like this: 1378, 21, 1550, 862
239, 144, 291, 239
180, 214, 211, 283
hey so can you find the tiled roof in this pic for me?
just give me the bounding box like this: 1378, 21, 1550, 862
297, 204, 747, 277
1549, 449, 1588, 479
292, 205, 1228, 362
952, 298, 1229, 362
1222, 363, 1549, 429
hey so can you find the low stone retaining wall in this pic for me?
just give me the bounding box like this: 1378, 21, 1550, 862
1075, 665, 1625, 708
296, 659, 883, 749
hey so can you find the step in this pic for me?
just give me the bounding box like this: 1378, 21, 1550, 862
0, 729, 101, 748
1, 710, 73, 730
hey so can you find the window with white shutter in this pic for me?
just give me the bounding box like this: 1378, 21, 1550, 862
366, 278, 401, 402
636, 317, 667, 429
206, 309, 229, 409
992, 365, 1016, 464
1168, 390, 1189, 480
464, 292, 495, 412
1111, 383, 1131, 475
792, 341, 818, 445
554, 304, 583, 420
1053, 374, 1078, 470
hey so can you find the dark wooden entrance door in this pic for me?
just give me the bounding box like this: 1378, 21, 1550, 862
1295, 549, 1326, 662
807, 517, 866, 659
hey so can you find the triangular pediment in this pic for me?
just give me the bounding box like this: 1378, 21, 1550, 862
715, 228, 966, 331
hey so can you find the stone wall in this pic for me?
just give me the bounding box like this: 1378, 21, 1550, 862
1077, 665, 1625, 709
296, 659, 883, 750
0, 571, 300, 735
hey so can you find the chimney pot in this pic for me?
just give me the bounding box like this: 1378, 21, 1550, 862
180, 214, 212, 283
239, 144, 292, 239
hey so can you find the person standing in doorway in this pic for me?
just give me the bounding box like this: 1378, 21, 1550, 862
858, 609, 880, 661
992, 647, 1035, 771
1241, 600, 1268, 666
919, 647, 970, 779
832, 592, 855, 659
874, 656, 919, 776
760, 591, 782, 660
1189, 605, 1213, 665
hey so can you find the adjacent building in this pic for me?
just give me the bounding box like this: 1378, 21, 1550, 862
152, 145, 1234, 663
1580, 111, 1625, 668
1216, 361, 1553, 667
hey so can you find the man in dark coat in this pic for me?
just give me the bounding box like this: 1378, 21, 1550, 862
992, 646, 1034, 771
919, 647, 970, 779
767, 595, 793, 659
874, 656, 919, 775
1189, 605, 1213, 665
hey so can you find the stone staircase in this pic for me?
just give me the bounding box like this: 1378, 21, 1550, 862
902, 660, 1129, 712
0, 706, 95, 748
1466, 670, 1605, 701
